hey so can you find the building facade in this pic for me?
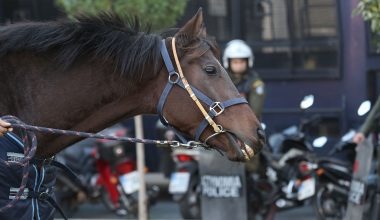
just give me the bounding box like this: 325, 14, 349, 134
1, 0, 379, 141
180, 0, 380, 138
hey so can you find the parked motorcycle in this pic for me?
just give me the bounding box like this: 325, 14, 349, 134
55, 124, 159, 217
247, 95, 321, 218
246, 145, 318, 219
311, 101, 379, 220
169, 148, 201, 219
311, 134, 380, 219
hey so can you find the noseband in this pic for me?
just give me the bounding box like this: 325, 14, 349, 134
157, 38, 248, 147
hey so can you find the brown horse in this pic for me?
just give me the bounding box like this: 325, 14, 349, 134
0, 9, 265, 162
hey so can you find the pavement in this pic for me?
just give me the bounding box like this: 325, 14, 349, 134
54, 173, 318, 220
56, 199, 317, 220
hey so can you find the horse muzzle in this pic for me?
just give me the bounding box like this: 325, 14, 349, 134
223, 131, 257, 162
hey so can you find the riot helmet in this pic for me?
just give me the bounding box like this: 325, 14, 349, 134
223, 39, 254, 69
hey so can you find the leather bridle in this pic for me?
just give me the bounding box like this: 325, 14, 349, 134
157, 37, 250, 155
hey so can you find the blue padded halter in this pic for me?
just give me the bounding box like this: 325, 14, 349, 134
157, 39, 248, 144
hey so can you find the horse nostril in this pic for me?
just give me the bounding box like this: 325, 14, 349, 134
257, 127, 266, 143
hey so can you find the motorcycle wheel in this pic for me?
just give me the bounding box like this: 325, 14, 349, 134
313, 183, 345, 220
247, 177, 275, 220
117, 186, 138, 217
100, 187, 120, 212
178, 175, 201, 219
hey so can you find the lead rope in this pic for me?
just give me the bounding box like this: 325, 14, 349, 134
0, 115, 202, 213
2, 116, 198, 148
171, 38, 223, 134
0, 116, 37, 213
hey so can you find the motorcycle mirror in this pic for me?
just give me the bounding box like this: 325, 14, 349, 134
341, 130, 356, 142
261, 123, 266, 130
313, 136, 327, 148
357, 100, 371, 116
300, 95, 314, 110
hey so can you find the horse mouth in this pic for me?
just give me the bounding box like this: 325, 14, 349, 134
225, 132, 255, 162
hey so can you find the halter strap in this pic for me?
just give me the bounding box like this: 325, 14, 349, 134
170, 38, 223, 133
157, 38, 248, 144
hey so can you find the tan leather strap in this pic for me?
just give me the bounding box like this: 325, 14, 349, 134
171, 37, 223, 133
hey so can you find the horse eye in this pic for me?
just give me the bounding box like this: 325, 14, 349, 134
204, 65, 217, 75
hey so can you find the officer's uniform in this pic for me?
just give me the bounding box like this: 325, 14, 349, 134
230, 70, 265, 119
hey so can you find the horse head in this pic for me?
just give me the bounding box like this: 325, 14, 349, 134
0, 9, 264, 161
157, 9, 265, 162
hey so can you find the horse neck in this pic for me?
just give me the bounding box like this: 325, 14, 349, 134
1, 53, 164, 157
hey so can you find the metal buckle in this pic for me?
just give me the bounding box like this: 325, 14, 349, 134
168, 72, 180, 84
210, 102, 224, 116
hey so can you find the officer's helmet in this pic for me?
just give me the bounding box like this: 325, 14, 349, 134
223, 39, 254, 69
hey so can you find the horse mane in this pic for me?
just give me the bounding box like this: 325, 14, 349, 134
0, 12, 163, 81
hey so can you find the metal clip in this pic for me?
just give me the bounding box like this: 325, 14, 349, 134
169, 141, 203, 149
169, 141, 180, 148
183, 141, 203, 148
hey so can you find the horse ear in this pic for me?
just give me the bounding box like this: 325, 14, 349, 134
175, 8, 207, 44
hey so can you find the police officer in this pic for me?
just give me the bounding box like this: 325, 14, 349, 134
223, 39, 265, 119
223, 40, 265, 174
